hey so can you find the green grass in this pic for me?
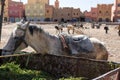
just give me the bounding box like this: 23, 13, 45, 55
0, 62, 54, 80
0, 62, 88, 80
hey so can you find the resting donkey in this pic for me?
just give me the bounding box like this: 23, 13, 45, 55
2, 21, 109, 60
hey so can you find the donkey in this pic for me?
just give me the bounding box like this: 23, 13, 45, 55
66, 24, 75, 34
2, 21, 109, 60
54, 25, 63, 34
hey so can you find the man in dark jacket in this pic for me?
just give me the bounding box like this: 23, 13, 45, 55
118, 25, 120, 36
104, 26, 109, 34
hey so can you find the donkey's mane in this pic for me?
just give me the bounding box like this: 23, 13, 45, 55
28, 24, 57, 39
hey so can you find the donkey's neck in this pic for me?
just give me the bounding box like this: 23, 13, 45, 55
25, 29, 63, 55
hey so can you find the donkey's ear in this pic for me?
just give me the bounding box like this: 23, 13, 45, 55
17, 22, 22, 27
20, 18, 26, 24
16, 19, 26, 27
21, 21, 30, 29
25, 21, 30, 26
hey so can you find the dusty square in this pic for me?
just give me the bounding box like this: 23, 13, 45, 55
0, 23, 120, 62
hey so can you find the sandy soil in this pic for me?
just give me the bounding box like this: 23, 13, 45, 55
0, 23, 120, 62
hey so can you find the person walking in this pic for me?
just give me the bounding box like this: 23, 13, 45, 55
118, 25, 120, 36
104, 26, 109, 34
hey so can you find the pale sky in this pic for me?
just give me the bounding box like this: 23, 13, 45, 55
13, 0, 114, 12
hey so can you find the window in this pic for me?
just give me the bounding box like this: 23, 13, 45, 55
40, 13, 43, 16
27, 10, 29, 13
27, 6, 30, 9
68, 13, 70, 16
40, 5, 43, 8
118, 3, 120, 7
14, 11, 17, 14
92, 12, 95, 15
9, 11, 13, 14
117, 11, 120, 14
27, 13, 30, 16
106, 11, 108, 13
99, 11, 102, 13
47, 10, 49, 13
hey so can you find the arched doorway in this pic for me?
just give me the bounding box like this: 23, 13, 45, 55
4, 17, 7, 22
80, 16, 85, 22
98, 18, 102, 22
105, 18, 110, 22
54, 19, 58, 22
44, 18, 50, 21
61, 18, 64, 22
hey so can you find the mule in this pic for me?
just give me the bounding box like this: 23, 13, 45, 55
66, 24, 75, 34
54, 25, 63, 34
2, 21, 109, 60
66, 24, 84, 34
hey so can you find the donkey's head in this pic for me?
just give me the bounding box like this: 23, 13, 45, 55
2, 20, 30, 55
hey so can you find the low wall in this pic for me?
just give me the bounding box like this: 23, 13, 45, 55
0, 53, 120, 79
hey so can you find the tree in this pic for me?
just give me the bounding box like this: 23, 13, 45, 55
0, 0, 5, 41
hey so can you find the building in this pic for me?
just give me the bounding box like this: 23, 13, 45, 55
25, 3, 45, 21
25, 0, 49, 21
97, 4, 113, 22
45, 4, 54, 21
28, 0, 49, 5
84, 4, 112, 22
72, 8, 82, 20
52, 7, 82, 22
84, 11, 92, 22
4, 0, 24, 22
90, 7, 98, 21
52, 0, 82, 22
25, 0, 82, 22
111, 0, 120, 22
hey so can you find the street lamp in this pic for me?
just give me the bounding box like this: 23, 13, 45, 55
0, 0, 5, 41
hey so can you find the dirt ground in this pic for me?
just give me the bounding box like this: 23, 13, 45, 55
0, 23, 120, 62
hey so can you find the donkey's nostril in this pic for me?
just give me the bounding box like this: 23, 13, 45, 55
14, 37, 19, 39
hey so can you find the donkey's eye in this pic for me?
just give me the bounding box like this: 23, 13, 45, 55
14, 37, 19, 39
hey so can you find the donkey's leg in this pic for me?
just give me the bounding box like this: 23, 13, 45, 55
58, 29, 60, 34
72, 28, 75, 34
68, 29, 70, 34
61, 28, 63, 33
